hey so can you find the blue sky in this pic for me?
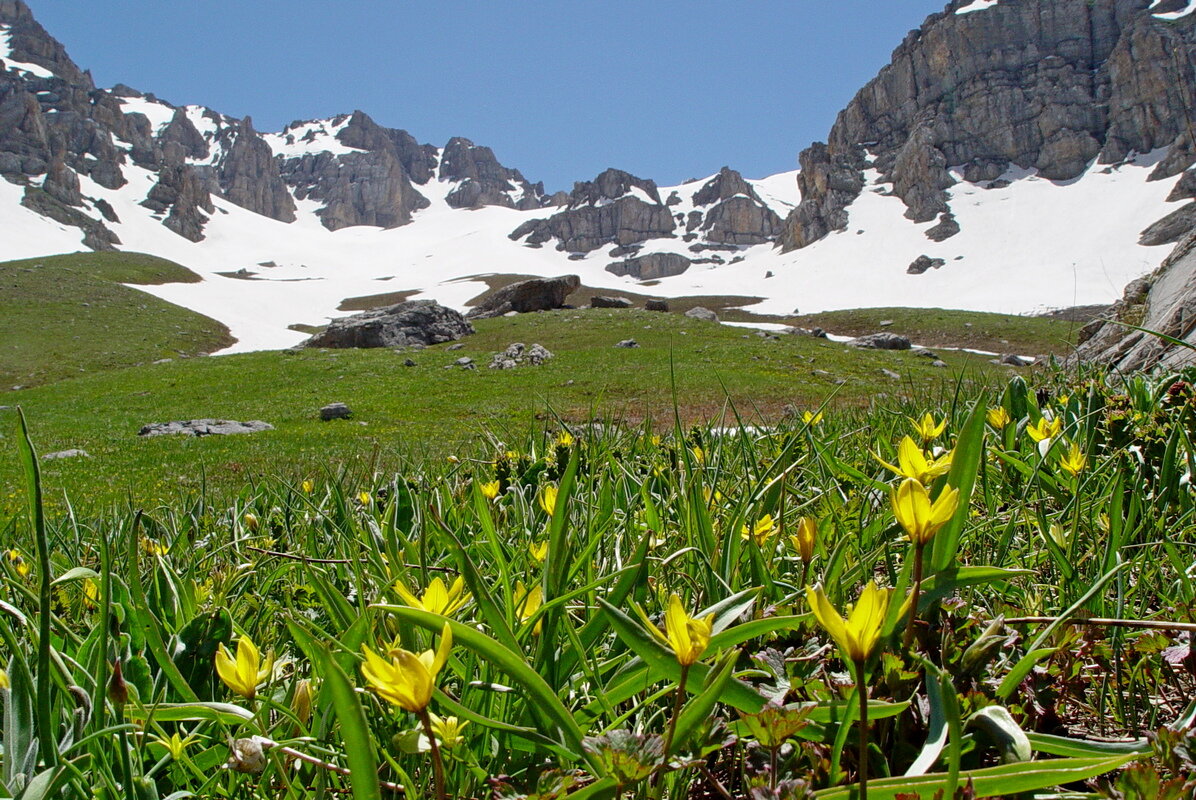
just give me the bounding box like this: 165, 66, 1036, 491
30, 1, 941, 192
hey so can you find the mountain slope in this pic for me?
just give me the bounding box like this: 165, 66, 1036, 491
2, 0, 1195, 355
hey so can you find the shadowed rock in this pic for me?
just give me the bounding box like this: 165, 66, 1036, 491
466, 275, 580, 319
304, 300, 474, 348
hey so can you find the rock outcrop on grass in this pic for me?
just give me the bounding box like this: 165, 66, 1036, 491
466, 275, 580, 319
303, 300, 473, 349
138, 419, 273, 437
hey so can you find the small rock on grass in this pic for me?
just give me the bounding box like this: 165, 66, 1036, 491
320, 403, 352, 421
616, 339, 639, 348
43, 449, 89, 460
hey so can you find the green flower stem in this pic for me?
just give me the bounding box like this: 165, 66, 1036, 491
903, 542, 926, 651
418, 708, 447, 800
654, 663, 690, 800
855, 658, 870, 800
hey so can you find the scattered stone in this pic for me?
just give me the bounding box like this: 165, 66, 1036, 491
446, 343, 465, 351
591, 296, 633, 309
999, 354, 1033, 366
912, 348, 937, 358
812, 369, 831, 376
454, 357, 475, 367
931, 360, 948, 368
907, 255, 946, 275
881, 369, 902, 379
152, 358, 173, 365
403, 358, 417, 367
878, 319, 894, 327
466, 275, 580, 319
615, 339, 640, 348
644, 299, 669, 312
925, 212, 960, 242
606, 253, 692, 280
764, 270, 774, 278
139, 420, 274, 437
811, 327, 827, 339
42, 449, 89, 461
684, 306, 719, 322
849, 332, 912, 350
302, 300, 473, 349
489, 343, 555, 369
319, 402, 352, 421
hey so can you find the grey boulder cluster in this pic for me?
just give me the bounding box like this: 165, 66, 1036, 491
489, 343, 554, 370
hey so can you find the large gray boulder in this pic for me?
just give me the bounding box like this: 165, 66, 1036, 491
304, 300, 474, 348
466, 275, 580, 319
849, 332, 912, 350
606, 253, 691, 280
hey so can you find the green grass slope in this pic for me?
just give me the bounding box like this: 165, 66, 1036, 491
0, 252, 234, 390
0, 307, 1031, 506
792, 307, 1081, 355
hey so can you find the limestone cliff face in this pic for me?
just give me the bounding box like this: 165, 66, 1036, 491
439, 136, 547, 210
509, 168, 676, 253
780, 0, 1196, 251
214, 117, 296, 223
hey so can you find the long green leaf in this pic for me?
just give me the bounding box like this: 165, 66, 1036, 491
813, 754, 1137, 799
598, 599, 765, 713
671, 652, 735, 752
929, 399, 986, 575
288, 621, 381, 800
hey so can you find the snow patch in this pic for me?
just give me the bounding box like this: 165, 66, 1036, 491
118, 96, 177, 133
262, 118, 363, 158
0, 24, 55, 78
1152, 0, 1196, 19
956, 0, 1000, 14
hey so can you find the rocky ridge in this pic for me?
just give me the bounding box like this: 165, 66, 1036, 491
779, 0, 1196, 251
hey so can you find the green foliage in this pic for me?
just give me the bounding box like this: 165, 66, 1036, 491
0, 252, 232, 389
1, 366, 1195, 798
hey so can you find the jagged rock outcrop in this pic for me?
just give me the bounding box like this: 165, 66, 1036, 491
284, 148, 428, 230
510, 168, 675, 253
21, 186, 118, 250
606, 252, 692, 280
1071, 232, 1196, 371
780, 0, 1196, 252
690, 167, 783, 245
303, 300, 474, 349
334, 111, 439, 184
0, 0, 92, 87
143, 164, 214, 242
215, 117, 296, 223
440, 136, 545, 210
466, 275, 580, 319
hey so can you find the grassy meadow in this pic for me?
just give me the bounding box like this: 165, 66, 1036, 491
1, 253, 1193, 800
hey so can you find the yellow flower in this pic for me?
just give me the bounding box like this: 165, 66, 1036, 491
741, 514, 779, 546
649, 594, 714, 666
429, 713, 469, 750
556, 430, 574, 447
301, 479, 314, 494
215, 635, 274, 700
361, 623, 452, 712
152, 731, 199, 761
293, 679, 313, 726
479, 480, 500, 500
394, 576, 470, 617
83, 578, 99, 607
876, 436, 954, 484
1026, 416, 1063, 443
910, 413, 947, 442
514, 581, 543, 635
243, 512, 259, 532
529, 540, 548, 563
357, 490, 372, 506
802, 410, 824, 426
539, 485, 559, 516
986, 407, 1012, 430
806, 582, 891, 664
790, 517, 817, 564
141, 538, 168, 557
0, 667, 9, 690
650, 434, 662, 446
446, 455, 460, 464
691, 446, 706, 464
1057, 442, 1087, 477
891, 478, 960, 546
6, 549, 29, 578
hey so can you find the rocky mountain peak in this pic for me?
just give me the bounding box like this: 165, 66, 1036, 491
779, 0, 1196, 251
0, 0, 91, 87
569, 168, 662, 207
691, 167, 761, 207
